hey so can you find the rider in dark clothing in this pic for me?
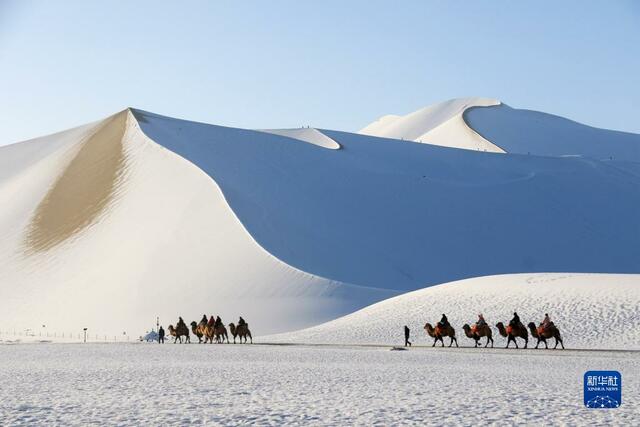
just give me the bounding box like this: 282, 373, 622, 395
201, 314, 208, 325
238, 316, 246, 327
438, 314, 449, 328
158, 326, 165, 344
509, 312, 521, 328
215, 316, 222, 328
177, 317, 186, 328
404, 325, 411, 347
208, 315, 215, 327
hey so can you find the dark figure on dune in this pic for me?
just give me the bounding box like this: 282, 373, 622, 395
158, 326, 165, 344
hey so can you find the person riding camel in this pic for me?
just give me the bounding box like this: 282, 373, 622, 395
177, 317, 186, 328
207, 315, 215, 327
438, 313, 449, 329
541, 313, 552, 330
476, 313, 487, 328
200, 314, 208, 326
215, 316, 222, 328
509, 312, 521, 328
238, 316, 246, 327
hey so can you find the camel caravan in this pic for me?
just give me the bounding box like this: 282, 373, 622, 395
424, 312, 565, 349
168, 315, 252, 344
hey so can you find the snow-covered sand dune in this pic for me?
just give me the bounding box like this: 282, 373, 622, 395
360, 97, 503, 152
268, 273, 640, 350
1, 100, 639, 338
362, 97, 640, 161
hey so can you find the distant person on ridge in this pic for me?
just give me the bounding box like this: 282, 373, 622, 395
404, 325, 411, 347
158, 326, 165, 344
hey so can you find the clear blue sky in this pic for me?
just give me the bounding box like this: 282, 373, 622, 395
1, 1, 639, 145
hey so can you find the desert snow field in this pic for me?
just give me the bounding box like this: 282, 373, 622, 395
0, 343, 638, 426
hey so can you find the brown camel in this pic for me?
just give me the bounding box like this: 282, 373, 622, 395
527, 322, 565, 350
462, 323, 494, 348
214, 324, 229, 343
167, 324, 190, 344
496, 322, 528, 349
424, 322, 458, 347
190, 321, 204, 343
229, 322, 253, 344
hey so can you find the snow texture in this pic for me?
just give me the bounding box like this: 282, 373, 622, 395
267, 273, 640, 350
0, 343, 637, 425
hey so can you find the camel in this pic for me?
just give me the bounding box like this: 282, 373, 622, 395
190, 321, 204, 343
496, 322, 528, 349
167, 324, 190, 344
214, 323, 229, 343
527, 322, 565, 350
229, 322, 253, 344
424, 323, 458, 347
462, 323, 494, 348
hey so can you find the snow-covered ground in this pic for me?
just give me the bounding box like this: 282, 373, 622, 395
267, 273, 640, 350
0, 342, 637, 425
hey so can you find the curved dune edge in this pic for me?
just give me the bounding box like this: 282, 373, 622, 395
265, 273, 640, 350
360, 98, 505, 153
258, 128, 341, 150
24, 111, 129, 253
128, 109, 394, 298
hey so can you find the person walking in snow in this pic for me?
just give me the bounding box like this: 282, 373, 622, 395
158, 326, 165, 344
404, 325, 411, 347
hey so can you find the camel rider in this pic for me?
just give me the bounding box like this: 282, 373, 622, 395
215, 316, 222, 328
177, 317, 186, 328
476, 313, 487, 328
438, 314, 449, 328
200, 314, 208, 326
541, 313, 552, 329
238, 316, 246, 327
208, 315, 215, 327
509, 312, 521, 328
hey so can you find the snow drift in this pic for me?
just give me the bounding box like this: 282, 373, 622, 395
1, 100, 639, 338
267, 273, 640, 350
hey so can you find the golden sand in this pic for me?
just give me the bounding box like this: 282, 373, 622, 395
25, 111, 128, 252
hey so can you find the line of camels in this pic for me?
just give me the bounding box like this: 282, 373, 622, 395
167, 318, 252, 344
424, 320, 565, 349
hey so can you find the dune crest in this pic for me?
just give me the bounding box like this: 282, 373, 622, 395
25, 111, 128, 252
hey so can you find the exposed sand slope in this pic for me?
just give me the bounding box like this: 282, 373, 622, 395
465, 103, 640, 161
360, 97, 503, 152
0, 110, 394, 336
267, 273, 640, 350
26, 112, 128, 252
